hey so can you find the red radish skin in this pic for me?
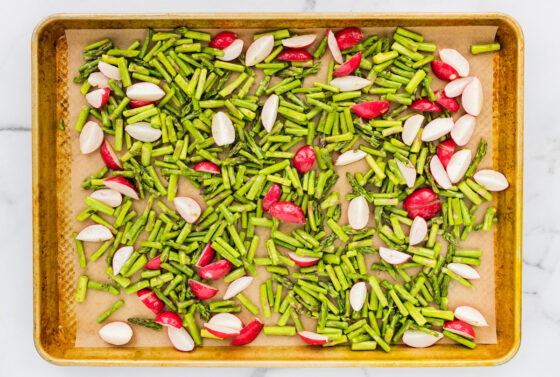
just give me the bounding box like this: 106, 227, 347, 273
145, 255, 162, 270
209, 31, 237, 49
198, 259, 233, 280
269, 202, 306, 224
154, 311, 182, 329
293, 145, 316, 174
103, 176, 139, 200
204, 323, 240, 338
298, 331, 329, 346
193, 161, 220, 174
137, 289, 164, 315
262, 183, 282, 212
195, 243, 215, 268
410, 99, 443, 113
351, 101, 390, 119
444, 320, 476, 339
231, 318, 264, 346
335, 27, 363, 50
435, 90, 460, 113
437, 139, 455, 168
188, 279, 218, 300
288, 252, 320, 267
277, 50, 313, 61
333, 52, 362, 77
100, 140, 122, 170
431, 60, 459, 81
403, 188, 442, 220
129, 100, 154, 108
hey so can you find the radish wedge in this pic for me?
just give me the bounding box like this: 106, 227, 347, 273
137, 289, 164, 315
198, 259, 233, 280
298, 331, 329, 346
79, 120, 104, 154
447, 263, 480, 280
454, 306, 488, 327
100, 140, 122, 170
85, 86, 110, 108
409, 99, 443, 113
444, 77, 473, 98
129, 100, 154, 108
103, 177, 139, 200
193, 161, 220, 174
112, 246, 134, 276
98, 61, 121, 81
245, 35, 274, 66
293, 145, 316, 174
431, 60, 459, 81
402, 329, 443, 348
269, 202, 306, 224
443, 320, 476, 340
76, 224, 113, 242
333, 52, 362, 77
144, 255, 162, 270
327, 29, 343, 64
231, 318, 263, 346
329, 76, 371, 92
473, 169, 509, 191
435, 90, 460, 113
446, 149, 472, 184
402, 114, 424, 146
208, 313, 243, 333
174, 197, 202, 223
217, 39, 244, 62
125, 122, 162, 143
287, 252, 320, 267
349, 281, 367, 311
404, 188, 441, 220
335, 27, 363, 50
334, 149, 367, 166
209, 31, 237, 49
409, 216, 428, 246
430, 155, 452, 190
462, 77, 483, 116
437, 139, 455, 168
282, 34, 317, 49
451, 114, 476, 146
261, 94, 279, 133
379, 247, 411, 265
126, 82, 165, 101
195, 243, 215, 268
89, 189, 122, 208
88, 71, 110, 88
168, 326, 195, 352
440, 49, 470, 77
347, 196, 369, 230
262, 183, 281, 212
277, 50, 313, 61
98, 321, 132, 346
224, 276, 254, 300
188, 279, 218, 300
154, 311, 182, 329
396, 158, 416, 188
204, 323, 240, 338
212, 112, 235, 146
421, 117, 454, 142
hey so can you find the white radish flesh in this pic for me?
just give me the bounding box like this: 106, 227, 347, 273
174, 197, 202, 223
421, 118, 454, 142
282, 34, 317, 49
89, 189, 122, 208
461, 77, 483, 116
402, 114, 424, 145
112, 246, 134, 275
261, 94, 279, 133
329, 76, 371, 92
440, 49, 470, 77
126, 82, 165, 101
245, 35, 274, 66
98, 61, 122, 81
125, 122, 162, 142
217, 39, 244, 61
88, 72, 110, 88
473, 169, 509, 191
396, 159, 416, 188
444, 77, 473, 98
334, 149, 367, 166
451, 114, 476, 146
208, 313, 243, 332
212, 112, 236, 146
454, 306, 488, 327
76, 224, 113, 242
349, 282, 367, 311
168, 326, 195, 352
103, 178, 139, 200
402, 329, 442, 348
298, 331, 329, 345
98, 321, 133, 346
79, 121, 104, 154
327, 29, 343, 64
409, 216, 428, 246
446, 149, 472, 184
430, 155, 452, 189
85, 87, 109, 109
224, 276, 254, 300
448, 263, 480, 280
379, 247, 411, 265
347, 196, 369, 230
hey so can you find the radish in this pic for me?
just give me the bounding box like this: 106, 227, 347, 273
437, 139, 455, 168
451, 114, 476, 146
351, 100, 390, 119
334, 149, 367, 166
379, 247, 411, 265
168, 326, 195, 352
193, 161, 220, 174
208, 313, 243, 332
112, 246, 134, 275
298, 331, 329, 346
126, 82, 165, 101
443, 320, 476, 340
444, 77, 473, 98
335, 27, 363, 50
282, 34, 317, 49
431, 60, 459, 81
137, 289, 164, 315
277, 50, 313, 61
204, 323, 240, 338
435, 90, 459, 113
76, 224, 113, 242
100, 140, 122, 170
402, 329, 443, 348
473, 169, 509, 191
447, 263, 480, 280
154, 311, 182, 329
409, 99, 443, 113
333, 52, 362, 77
262, 183, 281, 212
245, 35, 274, 66
461, 77, 483, 116
79, 120, 104, 154
89, 189, 122, 208
212, 111, 236, 146
446, 149, 472, 184
209, 31, 237, 49
329, 76, 371, 92
217, 39, 244, 62
88, 71, 110, 88
98, 61, 121, 81
261, 94, 279, 133
125, 122, 162, 143
327, 29, 343, 64
347, 196, 369, 230
174, 197, 202, 223
129, 100, 154, 108
293, 145, 316, 174
188, 279, 218, 300
231, 318, 263, 346
403, 188, 441, 220
103, 177, 139, 200
454, 306, 488, 327
396, 158, 416, 188
98, 321, 133, 346
402, 114, 424, 146
430, 155, 452, 189
224, 276, 254, 300
198, 259, 233, 280
287, 252, 320, 267
440, 49, 470, 77
421, 117, 454, 142
269, 201, 306, 224
195, 243, 215, 268
349, 282, 367, 311
409, 216, 428, 246
144, 255, 162, 270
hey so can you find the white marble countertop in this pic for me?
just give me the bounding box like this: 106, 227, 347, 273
2, 0, 557, 375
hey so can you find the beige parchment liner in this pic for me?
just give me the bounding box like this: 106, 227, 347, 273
66, 25, 498, 348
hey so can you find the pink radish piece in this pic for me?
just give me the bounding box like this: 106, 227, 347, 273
98, 321, 133, 346
217, 39, 244, 62
444, 320, 476, 340
125, 122, 162, 142
174, 197, 202, 223
129, 100, 154, 108
261, 94, 279, 133
334, 149, 367, 166
473, 169, 509, 191
435, 90, 459, 113
421, 117, 454, 142
231, 318, 263, 346
404, 188, 441, 220
168, 326, 195, 352
269, 202, 306, 224
188, 279, 218, 300
446, 149, 471, 184
410, 99, 443, 113
198, 259, 233, 280
100, 140, 122, 170
293, 145, 316, 174
327, 29, 343, 64
224, 276, 254, 300
262, 183, 281, 212
335, 27, 363, 50
379, 247, 411, 265
402, 114, 424, 145
298, 331, 329, 346
437, 139, 455, 168
212, 112, 235, 146
104, 177, 139, 200
409, 216, 428, 246
396, 158, 416, 188
277, 50, 313, 61
245, 35, 274, 66
144, 255, 161, 270
76, 224, 113, 242
451, 114, 476, 146
461, 77, 483, 116
79, 121, 104, 154
349, 282, 367, 311
195, 243, 215, 267
333, 52, 362, 77
288, 252, 320, 267
431, 60, 459, 81
454, 306, 488, 327
209, 31, 237, 49
208, 313, 243, 332
204, 323, 240, 338
193, 161, 220, 174
98, 61, 122, 81
402, 329, 443, 348
430, 155, 452, 190
329, 76, 371, 92
112, 246, 134, 275
351, 101, 390, 119
447, 263, 480, 280
154, 311, 182, 329
444, 77, 473, 98
347, 196, 369, 230
137, 289, 164, 315
88, 72, 110, 88
282, 34, 317, 49
89, 189, 122, 208
439, 49, 470, 77
126, 82, 165, 101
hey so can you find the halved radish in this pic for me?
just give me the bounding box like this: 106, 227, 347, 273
104, 177, 139, 200
168, 326, 195, 352
461, 77, 483, 116
443, 320, 476, 340
440, 49, 470, 77
349, 282, 367, 311
98, 321, 132, 346
396, 158, 416, 188
329, 76, 371, 92
154, 311, 182, 329
298, 331, 329, 346
446, 149, 472, 184
421, 117, 454, 142
293, 145, 316, 174
209, 31, 237, 49
79, 120, 104, 154
195, 243, 215, 268
269, 202, 306, 223
444, 77, 473, 98
126, 82, 165, 101
431, 60, 459, 81
409, 99, 443, 113
112, 246, 134, 276
245, 35, 274, 66
402, 329, 443, 348
403, 188, 441, 220
261, 94, 279, 133
473, 169, 509, 191
277, 50, 313, 61
88, 72, 110, 88
212, 112, 236, 146
327, 29, 343, 64
98, 61, 121, 81
435, 90, 459, 113
125, 122, 162, 142
351, 100, 390, 119
204, 323, 240, 338
262, 183, 281, 212
208, 313, 244, 332
335, 27, 363, 50
76, 224, 113, 242
334, 149, 367, 166
144, 255, 162, 270
100, 140, 122, 170
409, 216, 428, 246
89, 189, 122, 208
333, 52, 362, 77
231, 318, 263, 346
287, 252, 320, 267
454, 306, 488, 327
198, 259, 233, 280
188, 279, 218, 300
379, 247, 411, 265
193, 161, 220, 174
402, 114, 424, 145
174, 197, 202, 223
430, 155, 452, 189
217, 39, 244, 62
137, 289, 164, 315
129, 100, 154, 108
347, 196, 369, 230
451, 114, 476, 146
437, 139, 455, 168
224, 276, 254, 300
282, 34, 317, 49
447, 263, 480, 280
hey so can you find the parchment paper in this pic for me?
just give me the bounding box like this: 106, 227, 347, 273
66, 25, 498, 348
